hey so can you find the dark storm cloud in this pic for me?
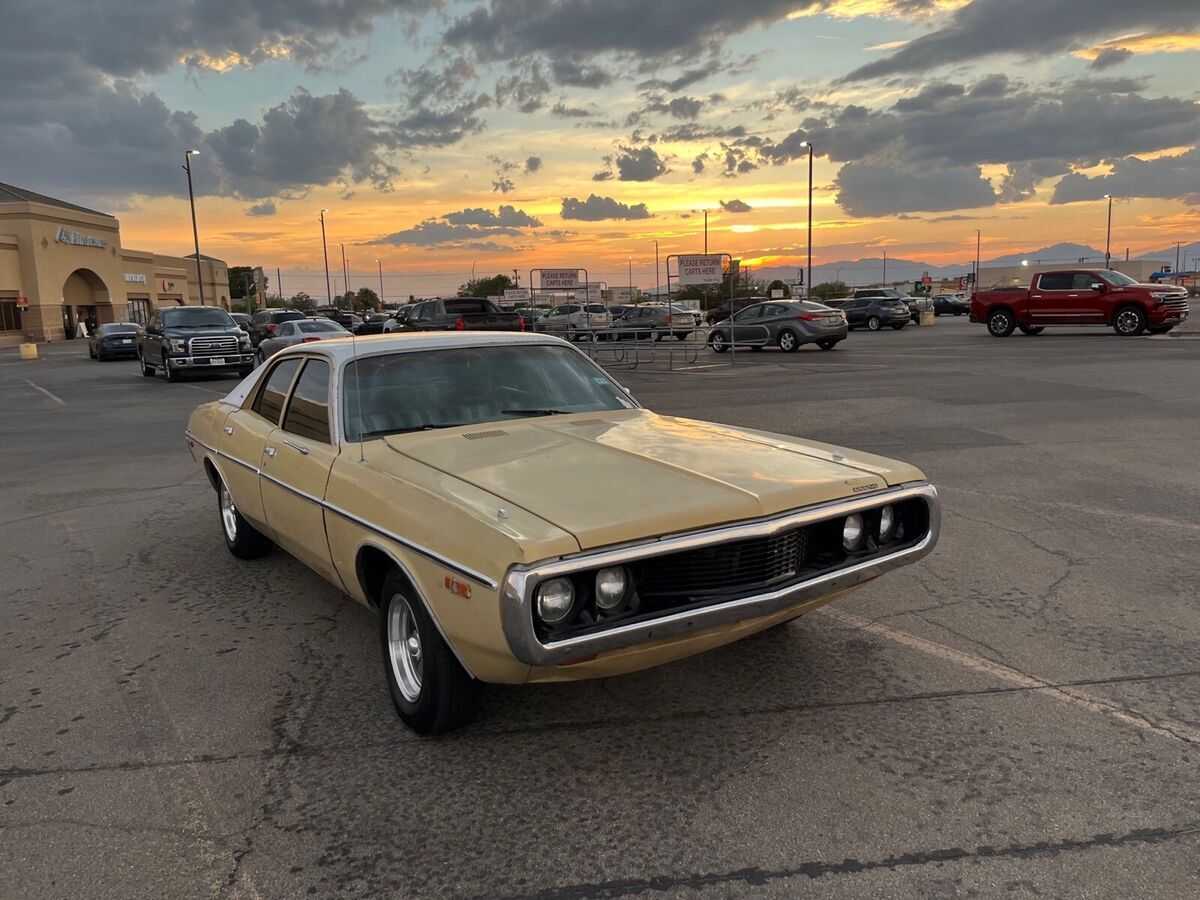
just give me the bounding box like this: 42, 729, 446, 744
550, 59, 614, 88
1050, 148, 1200, 204
560, 194, 652, 220
1090, 47, 1134, 70
613, 146, 669, 182
834, 162, 998, 217
842, 0, 1195, 81
719, 199, 753, 213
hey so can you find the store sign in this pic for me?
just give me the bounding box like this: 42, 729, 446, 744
124, 273, 147, 284
770, 289, 784, 298
504, 288, 532, 301
677, 254, 723, 285
55, 226, 107, 249
162, 280, 177, 292
540, 269, 579, 290
16, 297, 29, 308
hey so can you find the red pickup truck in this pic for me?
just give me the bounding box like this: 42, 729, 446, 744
971, 269, 1190, 337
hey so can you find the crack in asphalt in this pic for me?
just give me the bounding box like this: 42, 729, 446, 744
5, 667, 1200, 782
507, 821, 1200, 899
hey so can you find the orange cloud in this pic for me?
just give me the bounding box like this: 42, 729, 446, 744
1075, 32, 1200, 60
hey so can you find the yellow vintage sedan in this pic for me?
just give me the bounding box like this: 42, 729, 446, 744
186, 333, 940, 734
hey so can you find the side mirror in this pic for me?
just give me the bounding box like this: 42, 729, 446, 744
1090, 282, 1105, 292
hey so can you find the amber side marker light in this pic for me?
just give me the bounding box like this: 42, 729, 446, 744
444, 576, 472, 599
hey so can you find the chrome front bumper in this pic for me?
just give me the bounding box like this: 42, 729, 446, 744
167, 353, 254, 368
501, 482, 941, 666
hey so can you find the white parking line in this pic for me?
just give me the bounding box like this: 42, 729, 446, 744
822, 608, 1200, 746
24, 380, 65, 405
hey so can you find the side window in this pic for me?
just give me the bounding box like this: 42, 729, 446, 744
276, 322, 293, 337
252, 358, 302, 425
282, 360, 331, 443
409, 303, 425, 323
1038, 273, 1073, 291
1073, 274, 1100, 290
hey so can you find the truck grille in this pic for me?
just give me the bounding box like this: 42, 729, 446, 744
189, 336, 239, 357
1162, 295, 1189, 313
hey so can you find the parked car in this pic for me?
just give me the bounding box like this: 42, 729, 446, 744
315, 307, 362, 331
516, 308, 545, 329
87, 322, 140, 360
186, 332, 940, 734
825, 297, 910, 331
538, 302, 612, 339
248, 308, 306, 347
230, 312, 252, 333
400, 297, 523, 332
137, 306, 254, 381
355, 313, 391, 336
704, 297, 759, 325
708, 301, 848, 352
931, 294, 970, 316
850, 289, 926, 323
257, 318, 350, 361
971, 268, 1190, 337
608, 306, 693, 341
642, 304, 702, 328
383, 307, 413, 332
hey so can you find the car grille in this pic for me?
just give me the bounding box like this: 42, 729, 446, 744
189, 336, 239, 357
635, 527, 808, 605
1162, 295, 1189, 313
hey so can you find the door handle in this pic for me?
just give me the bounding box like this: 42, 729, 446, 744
282, 440, 309, 456
224, 425, 235, 435
265, 446, 277, 458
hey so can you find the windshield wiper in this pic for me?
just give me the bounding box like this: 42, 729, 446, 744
501, 408, 569, 417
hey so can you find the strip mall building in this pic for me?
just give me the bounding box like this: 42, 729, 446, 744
0, 182, 233, 348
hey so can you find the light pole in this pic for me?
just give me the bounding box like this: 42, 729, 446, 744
654, 240, 660, 300
377, 258, 384, 306
974, 229, 981, 296
703, 210, 708, 254
1104, 194, 1113, 269
182, 150, 204, 306
319, 209, 332, 307
628, 256, 633, 304
799, 140, 814, 299
340, 243, 349, 304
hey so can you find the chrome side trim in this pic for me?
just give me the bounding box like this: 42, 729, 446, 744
186, 429, 495, 590
501, 482, 940, 667
351, 539, 478, 681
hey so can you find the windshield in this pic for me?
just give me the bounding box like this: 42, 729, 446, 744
444, 299, 493, 314
343, 345, 635, 440
1100, 270, 1139, 286
163, 308, 235, 328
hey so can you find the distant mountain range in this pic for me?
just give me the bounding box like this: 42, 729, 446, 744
753, 241, 1200, 287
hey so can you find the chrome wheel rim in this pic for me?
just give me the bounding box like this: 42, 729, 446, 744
219, 484, 238, 542
990, 313, 1010, 335
1116, 310, 1139, 334
387, 595, 423, 702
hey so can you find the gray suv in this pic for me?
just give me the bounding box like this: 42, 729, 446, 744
708, 301, 848, 352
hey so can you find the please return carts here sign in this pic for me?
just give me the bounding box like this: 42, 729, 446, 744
540, 269, 580, 290
677, 254, 724, 285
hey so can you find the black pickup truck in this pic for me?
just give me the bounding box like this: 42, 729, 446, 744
137, 306, 255, 382
399, 297, 523, 332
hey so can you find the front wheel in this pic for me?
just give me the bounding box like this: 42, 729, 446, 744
816, 339, 839, 351
219, 479, 272, 559
1113, 306, 1146, 336
139, 351, 156, 377
1018, 325, 1045, 335
380, 572, 482, 735
709, 331, 729, 353
777, 330, 799, 353
866, 316, 882, 331
987, 309, 1016, 337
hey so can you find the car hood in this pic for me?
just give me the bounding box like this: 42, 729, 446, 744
381, 409, 925, 550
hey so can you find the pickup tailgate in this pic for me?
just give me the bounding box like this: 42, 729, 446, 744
460, 312, 522, 331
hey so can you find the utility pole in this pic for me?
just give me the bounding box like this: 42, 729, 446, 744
654, 240, 660, 301
703, 210, 708, 255
799, 141, 814, 299
882, 249, 887, 285
1174, 241, 1185, 285
319, 209, 332, 307
377, 259, 385, 305
974, 229, 981, 296
182, 150, 205, 306
276, 267, 282, 301
340, 243, 349, 303
1103, 194, 1113, 269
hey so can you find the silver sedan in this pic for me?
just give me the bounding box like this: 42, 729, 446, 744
256, 318, 350, 362
708, 300, 849, 352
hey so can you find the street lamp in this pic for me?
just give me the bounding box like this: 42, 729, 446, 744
319, 209, 332, 307
799, 140, 814, 299
376, 259, 384, 306
1103, 194, 1113, 269
654, 240, 660, 301
182, 150, 205, 306
975, 229, 981, 295
628, 255, 633, 304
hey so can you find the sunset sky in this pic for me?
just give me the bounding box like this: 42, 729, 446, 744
5, 0, 1200, 296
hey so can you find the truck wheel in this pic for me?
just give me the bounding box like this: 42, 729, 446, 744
1018, 325, 1045, 335
866, 316, 882, 331
380, 571, 482, 735
987, 310, 1015, 337
1113, 306, 1146, 336
139, 351, 156, 377
164, 359, 179, 382
219, 478, 272, 559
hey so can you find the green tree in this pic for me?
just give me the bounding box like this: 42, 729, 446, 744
766, 279, 790, 298
458, 274, 515, 297
352, 286, 380, 314
289, 291, 315, 313
811, 281, 848, 301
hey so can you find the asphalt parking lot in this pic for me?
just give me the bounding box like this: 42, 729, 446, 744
2, 318, 1198, 898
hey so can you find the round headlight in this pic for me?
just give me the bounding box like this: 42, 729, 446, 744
595, 567, 629, 613
843, 513, 865, 550
535, 577, 575, 625
878, 505, 896, 541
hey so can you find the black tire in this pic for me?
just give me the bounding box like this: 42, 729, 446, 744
218, 477, 272, 559
164, 358, 179, 382
380, 570, 482, 735
1018, 325, 1045, 335
866, 316, 882, 331
139, 351, 156, 377
987, 309, 1016, 337
816, 339, 839, 350
777, 329, 800, 353
890, 323, 906, 330
237, 367, 253, 379
709, 331, 729, 353
1113, 305, 1146, 337
88, 345, 97, 359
